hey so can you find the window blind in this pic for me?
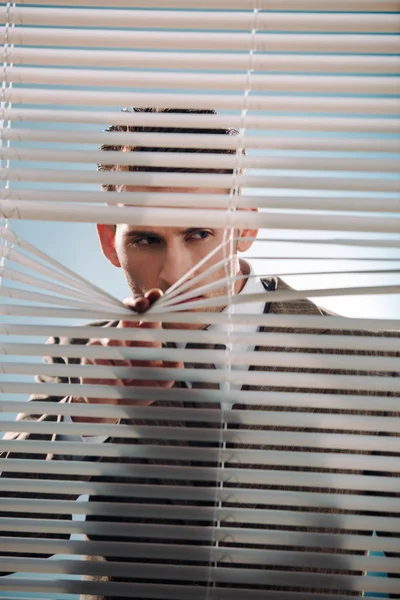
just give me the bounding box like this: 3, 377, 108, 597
1, 1, 400, 599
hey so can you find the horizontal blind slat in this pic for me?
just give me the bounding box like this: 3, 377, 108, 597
2, 440, 399, 470
3, 422, 400, 446
4, 109, 400, 134
3, 388, 400, 413
8, 48, 400, 74
2, 342, 399, 372
3, 201, 400, 229
0, 579, 394, 600
6, 7, 400, 32
5, 407, 400, 431
0, 268, 105, 304
4, 127, 400, 153
4, 396, 400, 424
1, 557, 400, 596
1, 499, 399, 532
2, 517, 399, 553
7, 401, 400, 426
2, 538, 398, 573
4, 190, 400, 214
4, 88, 400, 114
2, 479, 400, 513
1, 307, 399, 329
3, 28, 399, 53
2, 459, 399, 491
3, 362, 399, 391
9, 67, 400, 94
2, 557, 400, 593
12, 0, 400, 11
8, 169, 400, 193
2, 324, 399, 352
3, 149, 400, 174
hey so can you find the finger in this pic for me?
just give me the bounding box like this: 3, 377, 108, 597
86, 339, 104, 347
106, 337, 125, 346
145, 288, 164, 306
163, 360, 184, 370
122, 319, 162, 346
138, 319, 162, 330
124, 296, 149, 314
120, 298, 142, 329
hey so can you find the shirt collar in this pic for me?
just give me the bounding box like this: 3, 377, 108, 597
208, 259, 267, 337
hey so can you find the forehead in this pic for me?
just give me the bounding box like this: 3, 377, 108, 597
121, 185, 230, 194
114, 186, 231, 230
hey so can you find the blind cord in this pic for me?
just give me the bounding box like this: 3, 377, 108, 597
0, 2, 14, 290
206, 5, 259, 594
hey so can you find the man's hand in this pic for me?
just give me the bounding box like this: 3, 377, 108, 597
71, 289, 183, 424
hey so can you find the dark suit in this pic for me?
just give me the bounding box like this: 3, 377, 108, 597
1, 277, 399, 599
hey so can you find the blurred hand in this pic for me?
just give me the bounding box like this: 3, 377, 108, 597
71, 289, 183, 424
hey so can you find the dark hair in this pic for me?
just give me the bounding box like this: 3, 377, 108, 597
98, 107, 243, 192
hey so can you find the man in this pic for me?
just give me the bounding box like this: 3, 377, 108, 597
1, 108, 399, 599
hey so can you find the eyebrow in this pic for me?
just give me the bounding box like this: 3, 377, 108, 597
126, 227, 208, 238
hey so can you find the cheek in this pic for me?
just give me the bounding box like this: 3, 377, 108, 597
118, 247, 163, 293
115, 244, 146, 291
199, 252, 231, 287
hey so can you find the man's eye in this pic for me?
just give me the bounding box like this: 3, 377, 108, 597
131, 236, 160, 246
189, 230, 212, 241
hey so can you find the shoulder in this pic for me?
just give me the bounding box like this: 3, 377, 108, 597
7, 320, 119, 427
260, 276, 399, 342
262, 276, 324, 318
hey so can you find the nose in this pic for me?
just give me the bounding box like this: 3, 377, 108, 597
158, 242, 193, 290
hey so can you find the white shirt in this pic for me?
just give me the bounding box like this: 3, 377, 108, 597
59, 260, 267, 442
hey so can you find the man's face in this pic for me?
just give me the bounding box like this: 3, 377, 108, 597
97, 186, 258, 329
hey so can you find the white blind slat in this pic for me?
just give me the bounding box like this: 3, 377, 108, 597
3, 421, 400, 446
4, 127, 400, 154
1, 502, 399, 546
2, 342, 399, 372
0, 267, 106, 304
2, 387, 400, 412
8, 48, 400, 75
6, 7, 400, 32
8, 66, 400, 95
3, 190, 400, 214
9, 67, 400, 95
3, 109, 400, 135
3, 148, 400, 174
2, 361, 400, 391
0, 580, 395, 600
1, 324, 400, 351
4, 88, 400, 114
1, 305, 399, 329
3, 28, 399, 53
3, 201, 400, 232
11, 405, 398, 434
2, 459, 399, 492
0, 227, 121, 308
2, 539, 398, 574
0, 246, 121, 308
2, 481, 400, 515
1, 518, 398, 554
0, 287, 97, 309
12, 0, 400, 10
1, 562, 398, 597
2, 440, 399, 471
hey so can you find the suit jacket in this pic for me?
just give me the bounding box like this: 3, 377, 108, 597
1, 277, 399, 599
